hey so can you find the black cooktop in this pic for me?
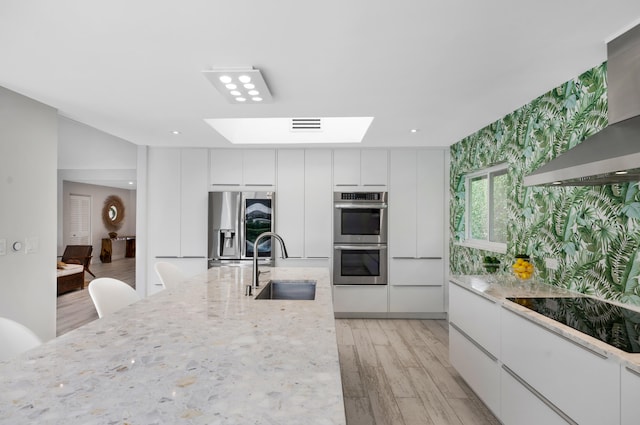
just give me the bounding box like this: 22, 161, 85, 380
507, 297, 640, 353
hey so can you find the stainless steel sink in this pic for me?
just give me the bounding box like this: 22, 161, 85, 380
255, 280, 317, 300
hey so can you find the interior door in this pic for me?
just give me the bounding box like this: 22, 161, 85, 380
69, 194, 91, 245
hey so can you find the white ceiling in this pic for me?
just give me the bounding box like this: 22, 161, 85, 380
2, 1, 640, 149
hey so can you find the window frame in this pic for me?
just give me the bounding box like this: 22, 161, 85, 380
459, 163, 508, 254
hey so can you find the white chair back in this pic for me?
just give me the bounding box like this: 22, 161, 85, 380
0, 317, 42, 361
154, 262, 185, 289
88, 278, 140, 318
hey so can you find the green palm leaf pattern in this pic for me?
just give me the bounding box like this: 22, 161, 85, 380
450, 62, 640, 308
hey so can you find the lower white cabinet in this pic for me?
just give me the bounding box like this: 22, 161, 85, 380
333, 285, 387, 313
449, 324, 500, 415
389, 285, 443, 313
621, 366, 640, 425
500, 367, 569, 425
449, 282, 500, 356
501, 307, 620, 425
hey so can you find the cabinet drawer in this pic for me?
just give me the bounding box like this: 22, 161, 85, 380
622, 366, 640, 425
389, 258, 443, 286
332, 285, 387, 313
500, 367, 571, 425
389, 285, 443, 313
449, 283, 500, 356
449, 324, 500, 416
501, 308, 620, 425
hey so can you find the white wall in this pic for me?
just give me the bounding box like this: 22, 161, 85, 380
0, 86, 58, 341
61, 181, 136, 259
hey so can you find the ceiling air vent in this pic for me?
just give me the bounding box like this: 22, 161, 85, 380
291, 118, 322, 132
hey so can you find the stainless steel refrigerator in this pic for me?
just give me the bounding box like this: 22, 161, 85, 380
208, 191, 274, 266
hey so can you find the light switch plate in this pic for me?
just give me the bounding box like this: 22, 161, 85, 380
0, 239, 6, 255
25, 237, 39, 253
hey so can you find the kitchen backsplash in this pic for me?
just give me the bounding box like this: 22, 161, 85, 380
449, 62, 640, 306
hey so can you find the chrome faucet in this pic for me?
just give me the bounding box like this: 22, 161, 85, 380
253, 232, 288, 288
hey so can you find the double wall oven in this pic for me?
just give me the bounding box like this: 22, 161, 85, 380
333, 192, 388, 285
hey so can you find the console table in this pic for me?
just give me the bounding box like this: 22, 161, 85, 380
99, 236, 135, 263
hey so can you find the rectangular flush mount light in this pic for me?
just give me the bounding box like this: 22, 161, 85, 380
202, 67, 273, 104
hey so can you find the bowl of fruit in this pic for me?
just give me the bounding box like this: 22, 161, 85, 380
512, 255, 534, 281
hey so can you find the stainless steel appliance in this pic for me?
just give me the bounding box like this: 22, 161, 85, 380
333, 192, 388, 244
208, 191, 274, 266
333, 244, 388, 285
333, 192, 388, 285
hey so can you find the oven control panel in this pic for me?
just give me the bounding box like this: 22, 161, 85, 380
338, 192, 383, 201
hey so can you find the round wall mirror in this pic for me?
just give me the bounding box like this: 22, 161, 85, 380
102, 195, 125, 232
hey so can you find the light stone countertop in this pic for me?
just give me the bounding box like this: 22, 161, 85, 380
450, 274, 640, 373
0, 266, 346, 425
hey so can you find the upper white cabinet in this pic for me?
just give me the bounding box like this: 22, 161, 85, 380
147, 147, 208, 295
333, 149, 387, 189
276, 149, 332, 259
210, 149, 275, 187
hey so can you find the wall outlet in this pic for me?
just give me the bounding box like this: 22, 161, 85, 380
545, 258, 559, 270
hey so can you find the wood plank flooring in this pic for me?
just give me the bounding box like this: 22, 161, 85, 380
336, 318, 500, 425
56, 257, 135, 336
57, 261, 498, 424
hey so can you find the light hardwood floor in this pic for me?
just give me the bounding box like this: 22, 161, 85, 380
336, 318, 500, 425
57, 262, 497, 424
56, 257, 135, 336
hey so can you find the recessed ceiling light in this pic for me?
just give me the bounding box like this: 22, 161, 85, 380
252, 97, 263, 102
238, 75, 251, 83
410, 129, 419, 133
128, 181, 134, 185
236, 97, 246, 102
244, 83, 255, 89
171, 130, 181, 135
225, 83, 237, 90
248, 90, 259, 96
219, 75, 232, 84
230, 90, 241, 96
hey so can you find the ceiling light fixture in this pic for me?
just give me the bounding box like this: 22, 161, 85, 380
203, 67, 273, 104
410, 129, 419, 133
171, 130, 181, 135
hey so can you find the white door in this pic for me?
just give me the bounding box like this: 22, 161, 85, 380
69, 194, 91, 245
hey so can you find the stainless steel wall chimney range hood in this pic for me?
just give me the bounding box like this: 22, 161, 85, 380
524, 23, 640, 187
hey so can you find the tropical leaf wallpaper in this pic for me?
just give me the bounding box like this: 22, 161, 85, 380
450, 62, 640, 307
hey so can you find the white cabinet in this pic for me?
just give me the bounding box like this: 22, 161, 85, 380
333, 149, 387, 189
276, 149, 332, 259
500, 367, 568, 425
147, 147, 208, 295
622, 366, 640, 425
209, 149, 275, 187
388, 149, 445, 313
449, 325, 501, 416
304, 149, 332, 258
501, 307, 620, 425
448, 282, 501, 415
333, 285, 388, 313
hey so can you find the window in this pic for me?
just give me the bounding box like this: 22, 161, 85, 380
462, 163, 508, 252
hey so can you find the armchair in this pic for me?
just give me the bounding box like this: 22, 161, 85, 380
60, 245, 95, 278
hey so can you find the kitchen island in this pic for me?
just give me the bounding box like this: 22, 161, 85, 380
0, 266, 345, 425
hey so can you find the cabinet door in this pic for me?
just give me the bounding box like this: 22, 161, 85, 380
360, 149, 388, 187
622, 366, 640, 425
389, 258, 443, 286
243, 149, 275, 186
304, 150, 332, 258
147, 148, 181, 258
333, 149, 360, 187
276, 150, 305, 258
416, 150, 444, 257
180, 148, 208, 257
210, 149, 242, 186
389, 150, 417, 258
449, 282, 500, 356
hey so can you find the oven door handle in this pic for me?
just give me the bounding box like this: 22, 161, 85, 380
334, 203, 388, 209
334, 245, 388, 251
